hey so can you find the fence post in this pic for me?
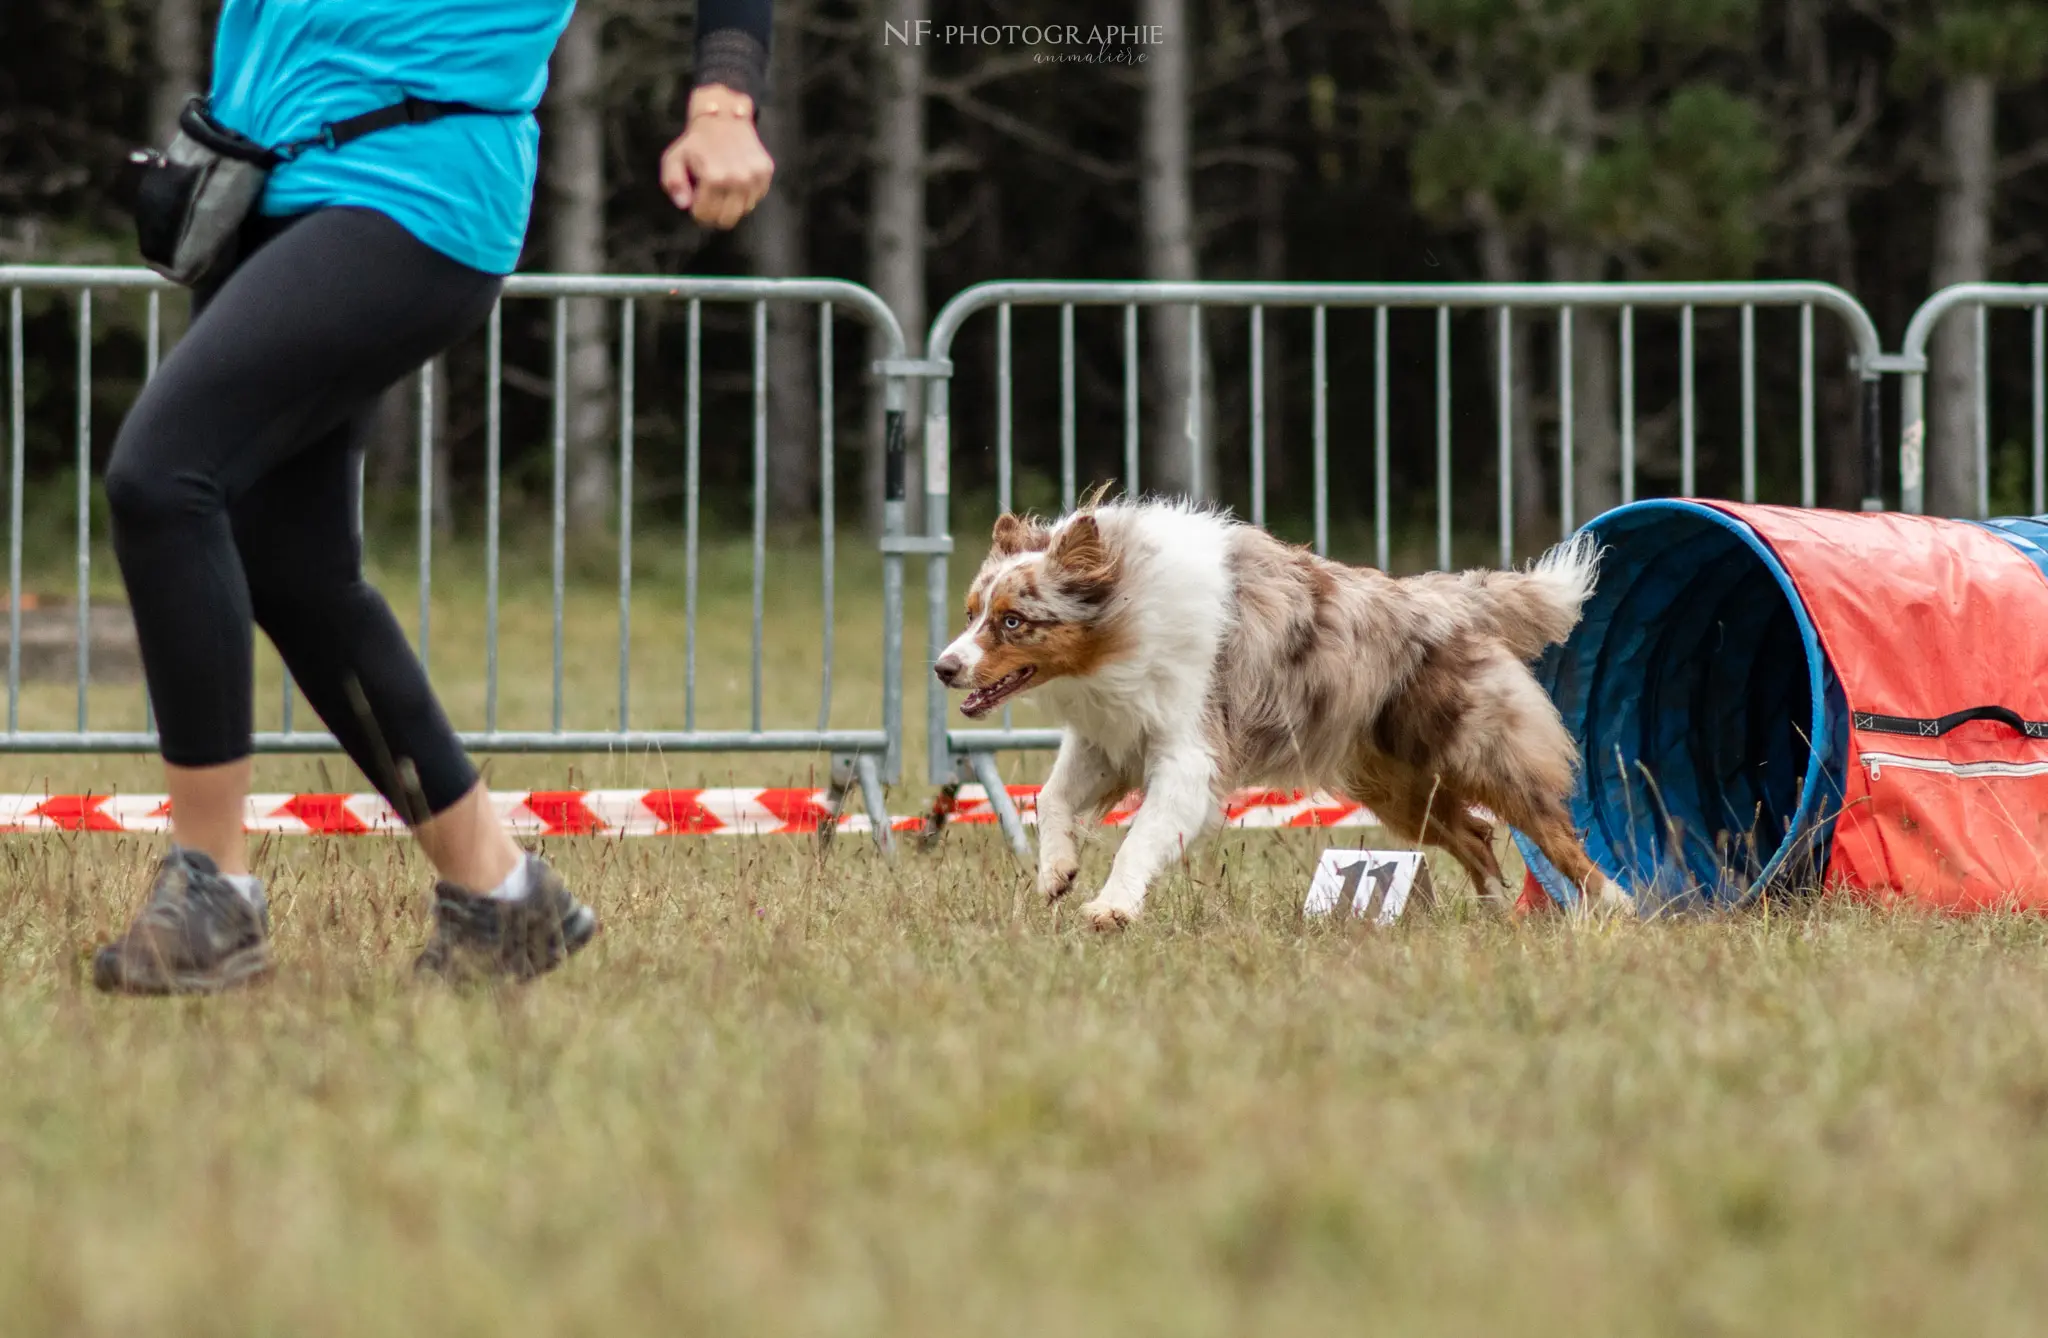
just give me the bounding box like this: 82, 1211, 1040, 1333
922, 363, 953, 791
880, 380, 908, 789
1861, 371, 1885, 513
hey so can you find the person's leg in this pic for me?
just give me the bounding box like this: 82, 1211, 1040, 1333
108, 207, 497, 842
226, 441, 593, 983
196, 229, 595, 980
229, 437, 521, 892
162, 759, 257, 873
95, 207, 550, 993
414, 790, 526, 893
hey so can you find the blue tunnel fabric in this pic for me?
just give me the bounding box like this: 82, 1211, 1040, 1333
1512, 501, 1850, 910
1973, 517, 2048, 584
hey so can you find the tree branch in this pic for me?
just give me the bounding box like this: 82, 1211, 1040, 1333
925, 81, 1132, 181
1191, 146, 1296, 173
1999, 137, 2048, 183
924, 144, 981, 177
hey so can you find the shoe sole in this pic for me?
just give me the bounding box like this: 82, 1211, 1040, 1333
92, 942, 274, 996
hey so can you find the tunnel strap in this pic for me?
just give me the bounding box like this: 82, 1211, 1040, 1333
1853, 706, 2048, 740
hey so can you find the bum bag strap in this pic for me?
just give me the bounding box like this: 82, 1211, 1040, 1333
270, 97, 521, 161
181, 94, 519, 166
179, 97, 283, 168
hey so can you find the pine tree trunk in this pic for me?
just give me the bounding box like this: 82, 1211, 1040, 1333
368, 378, 412, 498
867, 0, 926, 536
1543, 71, 1619, 525
1546, 243, 1621, 525
1474, 208, 1543, 543
373, 367, 452, 533
1141, 0, 1214, 501
1571, 306, 1622, 525
548, 3, 617, 536
743, 0, 819, 525
1247, 0, 1290, 506
150, 0, 202, 141
1790, 0, 1865, 510
1253, 54, 1289, 504
430, 355, 453, 537
1928, 74, 1996, 518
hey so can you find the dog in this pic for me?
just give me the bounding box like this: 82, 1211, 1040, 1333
932, 496, 1626, 929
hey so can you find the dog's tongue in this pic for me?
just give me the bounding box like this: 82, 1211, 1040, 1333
961, 686, 994, 717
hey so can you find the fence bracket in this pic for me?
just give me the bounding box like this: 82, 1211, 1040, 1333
878, 535, 954, 555
1860, 353, 1927, 375
872, 357, 954, 380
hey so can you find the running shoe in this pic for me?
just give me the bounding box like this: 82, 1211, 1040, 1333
91, 847, 272, 995
413, 854, 597, 983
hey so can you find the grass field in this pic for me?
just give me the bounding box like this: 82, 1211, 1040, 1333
6, 522, 2048, 1334
12, 836, 2048, 1335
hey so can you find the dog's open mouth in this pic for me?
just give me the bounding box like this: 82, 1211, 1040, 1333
960, 667, 1035, 718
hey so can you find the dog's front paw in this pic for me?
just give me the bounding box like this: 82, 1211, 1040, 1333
1079, 898, 1135, 932
1037, 856, 1080, 904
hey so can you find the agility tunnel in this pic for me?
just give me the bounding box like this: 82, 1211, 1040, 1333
1515, 501, 2048, 913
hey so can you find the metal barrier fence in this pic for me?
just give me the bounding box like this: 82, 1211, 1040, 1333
917, 280, 1886, 854
1896, 283, 2048, 517
0, 266, 914, 847
18, 265, 2048, 857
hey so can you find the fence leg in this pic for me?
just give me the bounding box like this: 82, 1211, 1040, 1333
968, 753, 1031, 859
856, 754, 895, 856
1860, 374, 1885, 512
818, 755, 854, 851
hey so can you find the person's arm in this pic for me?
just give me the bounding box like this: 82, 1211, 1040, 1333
691, 0, 771, 100
660, 0, 775, 230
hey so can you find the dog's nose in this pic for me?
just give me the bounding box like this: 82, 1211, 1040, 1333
934, 654, 962, 686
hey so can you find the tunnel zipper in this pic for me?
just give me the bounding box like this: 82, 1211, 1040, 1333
1861, 752, 2048, 781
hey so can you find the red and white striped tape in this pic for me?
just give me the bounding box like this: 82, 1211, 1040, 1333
0, 786, 1383, 836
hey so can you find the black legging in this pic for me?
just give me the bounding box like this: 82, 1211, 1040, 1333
106, 206, 497, 820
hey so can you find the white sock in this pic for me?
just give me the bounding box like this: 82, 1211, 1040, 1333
483, 858, 534, 902
222, 872, 264, 906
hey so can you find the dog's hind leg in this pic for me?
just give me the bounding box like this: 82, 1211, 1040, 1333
1433, 804, 1507, 902
1439, 651, 1631, 912
1358, 773, 1507, 903
1504, 797, 1630, 911
1468, 776, 1630, 913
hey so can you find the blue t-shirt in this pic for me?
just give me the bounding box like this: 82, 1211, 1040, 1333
209, 0, 577, 276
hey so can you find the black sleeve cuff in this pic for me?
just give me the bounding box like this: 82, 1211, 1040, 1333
692, 0, 772, 102
691, 28, 769, 103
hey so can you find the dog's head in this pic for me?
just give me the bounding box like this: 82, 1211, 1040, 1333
933, 509, 1126, 717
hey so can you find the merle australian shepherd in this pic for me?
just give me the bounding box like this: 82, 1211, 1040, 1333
933, 496, 1627, 929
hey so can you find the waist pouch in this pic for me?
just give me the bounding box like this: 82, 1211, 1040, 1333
130, 95, 509, 287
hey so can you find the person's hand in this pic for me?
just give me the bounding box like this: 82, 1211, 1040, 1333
660, 85, 775, 230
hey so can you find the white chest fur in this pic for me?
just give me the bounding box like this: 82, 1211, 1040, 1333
1035, 504, 1237, 766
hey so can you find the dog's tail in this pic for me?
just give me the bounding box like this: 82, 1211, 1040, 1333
1468, 531, 1602, 661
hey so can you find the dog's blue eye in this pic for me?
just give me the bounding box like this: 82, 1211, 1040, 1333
1003, 615, 1022, 630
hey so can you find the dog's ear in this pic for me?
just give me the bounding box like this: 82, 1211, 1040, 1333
1048, 513, 1101, 565
991, 512, 1050, 556
1046, 514, 1119, 607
